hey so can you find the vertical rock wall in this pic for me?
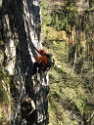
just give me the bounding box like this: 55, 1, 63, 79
1, 0, 49, 124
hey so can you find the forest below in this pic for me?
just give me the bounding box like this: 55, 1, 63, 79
40, 0, 94, 125
0, 0, 94, 125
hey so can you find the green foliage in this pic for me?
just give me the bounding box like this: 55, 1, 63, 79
0, 85, 8, 102
46, 41, 94, 124
64, 0, 78, 6
0, 49, 4, 66
40, 0, 77, 32
50, 6, 77, 31
40, 0, 52, 26
68, 10, 77, 27
0, 40, 4, 45
0, 66, 10, 103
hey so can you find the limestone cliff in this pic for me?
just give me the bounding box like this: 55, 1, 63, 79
1, 0, 49, 124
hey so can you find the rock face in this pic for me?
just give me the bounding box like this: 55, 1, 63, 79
1, 0, 49, 124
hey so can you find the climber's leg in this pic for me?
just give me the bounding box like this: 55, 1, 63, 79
33, 62, 41, 75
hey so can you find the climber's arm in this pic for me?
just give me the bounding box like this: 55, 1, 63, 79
35, 49, 41, 55
34, 56, 45, 62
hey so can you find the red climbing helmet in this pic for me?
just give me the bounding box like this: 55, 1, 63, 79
40, 49, 46, 55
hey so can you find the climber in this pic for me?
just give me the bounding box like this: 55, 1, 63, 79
32, 46, 55, 75
32, 48, 48, 75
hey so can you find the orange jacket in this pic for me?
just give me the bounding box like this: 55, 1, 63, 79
34, 49, 48, 65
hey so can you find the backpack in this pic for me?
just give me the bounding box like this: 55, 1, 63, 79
42, 54, 55, 71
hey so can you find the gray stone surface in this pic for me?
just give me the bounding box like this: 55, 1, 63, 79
1, 0, 49, 124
